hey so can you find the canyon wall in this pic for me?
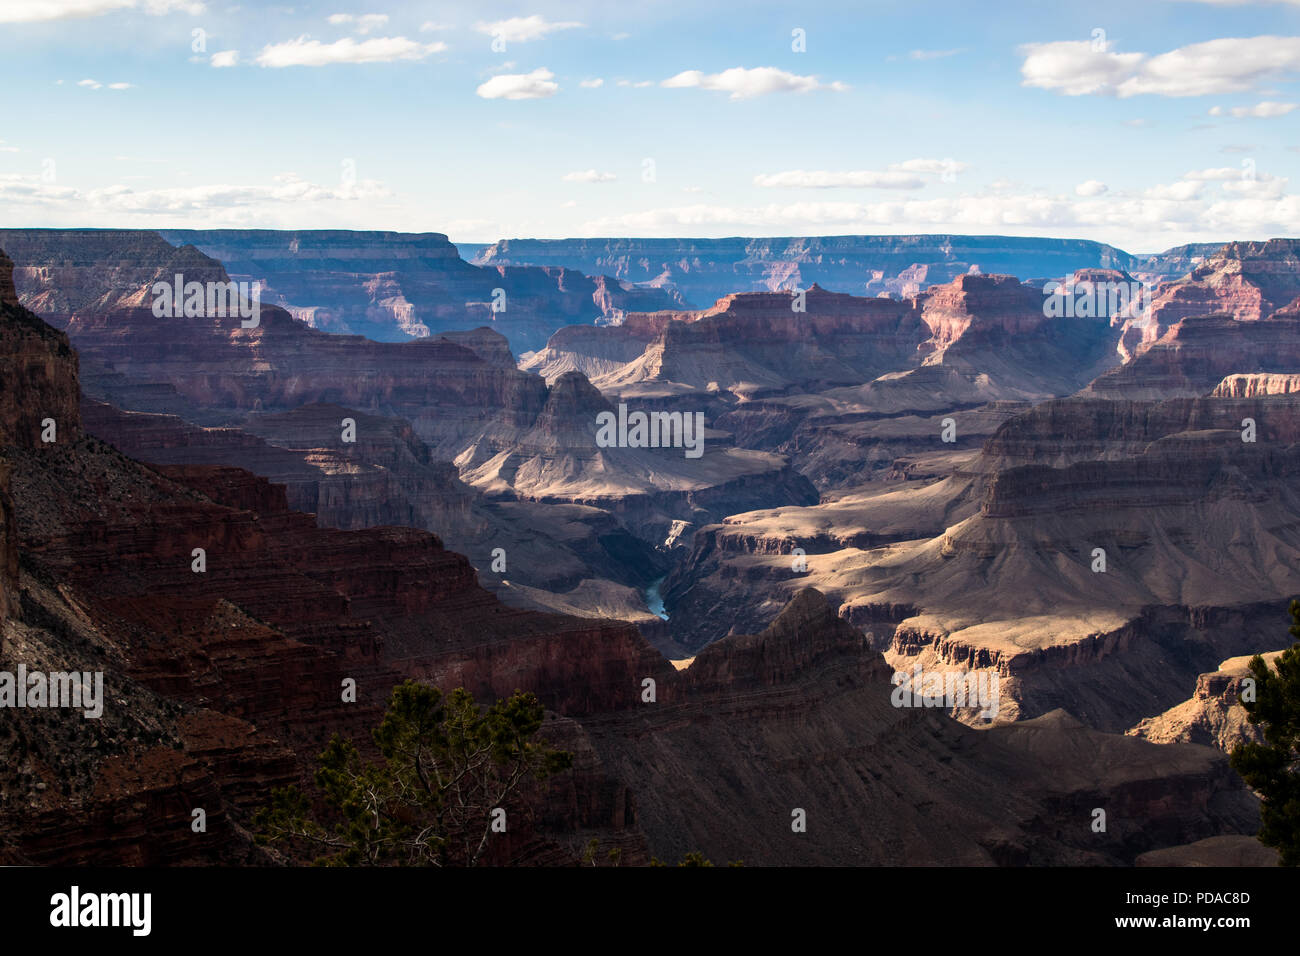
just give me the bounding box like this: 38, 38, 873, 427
475, 234, 1144, 306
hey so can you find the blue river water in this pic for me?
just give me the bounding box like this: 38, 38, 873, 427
644, 576, 670, 621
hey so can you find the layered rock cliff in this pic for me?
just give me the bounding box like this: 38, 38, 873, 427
1090, 312, 1300, 400
527, 285, 927, 401
0, 230, 226, 321
1116, 238, 1300, 362
476, 235, 1142, 307
156, 229, 683, 352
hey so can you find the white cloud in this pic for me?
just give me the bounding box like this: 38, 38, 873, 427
476, 67, 558, 100
1223, 176, 1288, 198
579, 77, 603, 88
0, 171, 390, 216
1125, 37, 1300, 97
419, 21, 451, 32
1211, 100, 1298, 117
1021, 35, 1300, 98
890, 158, 969, 175
1182, 167, 1286, 200
1019, 40, 1145, 95
754, 159, 965, 189
74, 77, 132, 91
328, 12, 389, 34
1184, 166, 1253, 181
255, 36, 446, 67
754, 170, 925, 189
0, 0, 203, 23
210, 49, 239, 67
661, 66, 849, 99
443, 218, 497, 236
472, 15, 582, 43
0, 140, 18, 153
568, 158, 1300, 245
577, 189, 1300, 241
1144, 181, 1205, 201
562, 169, 616, 183
910, 48, 963, 60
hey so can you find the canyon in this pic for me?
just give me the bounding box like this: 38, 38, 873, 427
1, 245, 1262, 866
2, 228, 1297, 867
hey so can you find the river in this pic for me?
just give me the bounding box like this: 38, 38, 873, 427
644, 576, 670, 621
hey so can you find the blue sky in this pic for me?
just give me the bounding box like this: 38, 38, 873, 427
1, 0, 1298, 252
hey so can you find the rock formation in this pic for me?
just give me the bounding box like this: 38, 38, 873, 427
1129, 651, 1286, 752
1115, 238, 1300, 363
525, 284, 927, 400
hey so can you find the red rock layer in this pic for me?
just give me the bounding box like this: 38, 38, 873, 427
1120, 238, 1300, 361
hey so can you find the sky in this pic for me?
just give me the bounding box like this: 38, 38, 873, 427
0, 0, 1298, 253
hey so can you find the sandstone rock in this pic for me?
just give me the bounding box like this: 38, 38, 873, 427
1129, 650, 1286, 751
1212, 372, 1300, 397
